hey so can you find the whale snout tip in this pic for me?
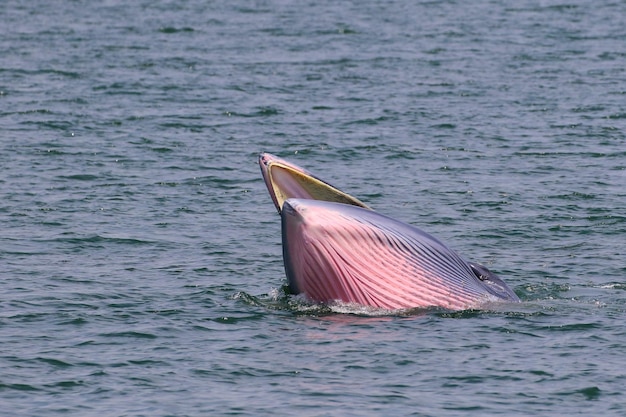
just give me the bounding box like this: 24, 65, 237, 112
258, 152, 277, 167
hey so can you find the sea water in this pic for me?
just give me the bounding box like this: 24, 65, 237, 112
1, 1, 625, 415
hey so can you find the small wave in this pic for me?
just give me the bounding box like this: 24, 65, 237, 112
98, 331, 158, 339
596, 283, 626, 290
50, 234, 156, 246
235, 289, 455, 317
158, 27, 194, 34
0, 382, 40, 392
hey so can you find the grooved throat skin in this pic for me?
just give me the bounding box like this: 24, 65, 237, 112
281, 199, 519, 310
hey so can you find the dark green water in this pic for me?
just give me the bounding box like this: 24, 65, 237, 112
1, 0, 625, 415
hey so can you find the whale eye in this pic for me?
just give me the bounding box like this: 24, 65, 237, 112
468, 262, 519, 301
470, 262, 491, 281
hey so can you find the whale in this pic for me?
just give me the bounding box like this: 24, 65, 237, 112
259, 152, 520, 311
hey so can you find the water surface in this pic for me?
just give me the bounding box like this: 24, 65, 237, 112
1, 0, 625, 415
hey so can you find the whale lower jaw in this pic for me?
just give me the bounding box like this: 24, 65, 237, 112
281, 198, 516, 311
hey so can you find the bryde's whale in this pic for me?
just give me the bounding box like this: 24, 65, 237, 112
259, 153, 520, 311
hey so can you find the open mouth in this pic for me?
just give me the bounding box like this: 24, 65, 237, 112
259, 152, 370, 214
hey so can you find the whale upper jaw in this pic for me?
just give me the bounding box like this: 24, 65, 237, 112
259, 152, 369, 214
